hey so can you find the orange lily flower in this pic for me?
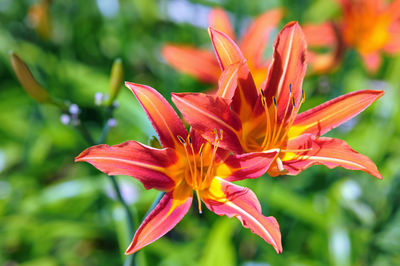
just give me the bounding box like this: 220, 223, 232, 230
303, 0, 400, 73
162, 7, 283, 87
76, 82, 282, 254
172, 22, 383, 178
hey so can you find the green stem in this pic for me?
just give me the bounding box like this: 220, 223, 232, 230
74, 112, 136, 266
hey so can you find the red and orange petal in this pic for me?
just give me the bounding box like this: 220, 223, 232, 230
75, 141, 177, 190
288, 89, 384, 138
203, 178, 282, 253
161, 45, 221, 83
125, 82, 188, 149
280, 135, 382, 179
262, 22, 307, 123
125, 184, 193, 254
172, 92, 243, 154
209, 8, 235, 40
221, 149, 280, 182
209, 27, 245, 70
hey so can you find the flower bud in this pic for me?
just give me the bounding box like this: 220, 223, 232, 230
9, 51, 50, 103
108, 58, 124, 105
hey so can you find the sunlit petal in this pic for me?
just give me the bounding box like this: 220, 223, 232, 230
288, 90, 384, 138
125, 82, 188, 148
125, 184, 193, 254
280, 136, 382, 179
203, 178, 282, 253
209, 8, 235, 40
75, 141, 177, 190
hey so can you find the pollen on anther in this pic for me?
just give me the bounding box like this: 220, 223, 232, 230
177, 135, 186, 145
199, 143, 204, 155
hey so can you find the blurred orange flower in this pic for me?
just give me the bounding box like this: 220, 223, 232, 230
162, 8, 283, 87
304, 0, 400, 73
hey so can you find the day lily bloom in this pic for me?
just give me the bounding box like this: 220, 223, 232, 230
162, 7, 283, 87
172, 22, 383, 178
303, 0, 400, 73
75, 82, 282, 254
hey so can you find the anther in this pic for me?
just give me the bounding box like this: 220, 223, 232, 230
188, 135, 192, 145
273, 96, 277, 108
260, 89, 266, 98
289, 84, 292, 95
214, 128, 218, 140
219, 129, 223, 141
199, 143, 204, 155
292, 97, 296, 108
301, 89, 305, 103
177, 135, 186, 145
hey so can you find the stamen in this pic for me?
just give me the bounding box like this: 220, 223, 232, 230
276, 157, 285, 172
187, 135, 198, 189
203, 139, 220, 188
199, 143, 204, 155
196, 190, 202, 214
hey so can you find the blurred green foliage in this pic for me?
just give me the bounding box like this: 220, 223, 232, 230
1, 0, 399, 265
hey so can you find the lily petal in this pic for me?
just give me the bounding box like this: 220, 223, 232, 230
263, 22, 307, 123
125, 183, 193, 254
75, 141, 177, 190
162, 45, 221, 83
125, 82, 188, 149
219, 149, 280, 182
288, 90, 384, 138
216, 62, 240, 99
209, 27, 245, 70
240, 8, 283, 67
209, 8, 235, 40
281, 136, 382, 179
303, 22, 336, 47
203, 178, 282, 253
172, 92, 244, 154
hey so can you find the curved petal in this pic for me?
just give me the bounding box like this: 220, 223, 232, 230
209, 27, 245, 70
75, 141, 177, 190
303, 22, 336, 47
172, 92, 244, 154
216, 62, 240, 99
162, 45, 220, 83
280, 136, 382, 179
288, 90, 384, 138
262, 22, 307, 123
125, 183, 193, 254
202, 178, 282, 253
209, 8, 235, 40
125, 82, 188, 149
218, 149, 280, 182
240, 8, 283, 66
